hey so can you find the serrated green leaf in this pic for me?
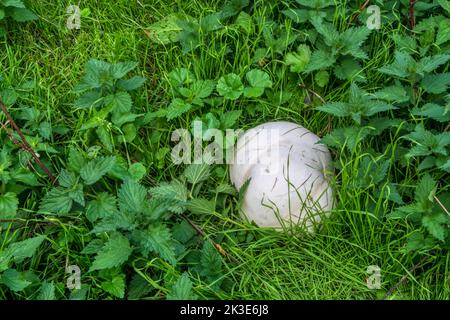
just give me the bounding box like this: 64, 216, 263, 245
216, 73, 243, 100
7, 235, 45, 263
89, 234, 132, 271
110, 62, 138, 79
39, 188, 73, 214
80, 156, 116, 185
422, 213, 448, 241
104, 91, 132, 113
184, 163, 211, 185
118, 179, 148, 213
374, 85, 409, 103
86, 192, 118, 222
167, 272, 197, 300
10, 7, 38, 22
132, 224, 176, 265
304, 49, 336, 73
0, 269, 31, 292
74, 91, 103, 109
166, 98, 192, 120
420, 73, 450, 94
101, 274, 125, 298
38, 282, 55, 300
117, 76, 146, 91
0, 192, 18, 220
187, 198, 215, 215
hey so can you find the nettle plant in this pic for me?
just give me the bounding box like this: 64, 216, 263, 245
73, 59, 146, 152
315, 6, 450, 251
0, 0, 37, 36
38, 147, 228, 298
150, 67, 272, 121
282, 0, 336, 24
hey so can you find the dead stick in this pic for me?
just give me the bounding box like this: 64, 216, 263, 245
0, 100, 58, 186
182, 214, 232, 259
383, 256, 428, 299
409, 0, 416, 29
350, 0, 371, 24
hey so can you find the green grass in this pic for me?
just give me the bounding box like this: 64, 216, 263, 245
0, 0, 448, 300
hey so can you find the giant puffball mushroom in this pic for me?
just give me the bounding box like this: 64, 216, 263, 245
229, 121, 334, 232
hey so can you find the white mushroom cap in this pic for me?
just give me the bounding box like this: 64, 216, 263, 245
230, 121, 334, 231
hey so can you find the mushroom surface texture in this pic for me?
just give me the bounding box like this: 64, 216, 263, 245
229, 121, 334, 232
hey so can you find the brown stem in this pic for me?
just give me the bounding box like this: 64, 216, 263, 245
350, 0, 371, 24
0, 99, 58, 186
383, 256, 428, 299
409, 0, 416, 29
182, 214, 232, 259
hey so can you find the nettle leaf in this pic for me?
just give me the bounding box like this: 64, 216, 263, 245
405, 232, 435, 252
39, 188, 73, 214
334, 58, 364, 82
420, 73, 450, 94
166, 98, 192, 120
0, 269, 31, 292
184, 163, 211, 185
74, 91, 103, 109
7, 235, 45, 263
436, 19, 450, 46
118, 179, 148, 213
378, 51, 413, 78
117, 76, 146, 91
219, 110, 241, 129
38, 282, 56, 300
110, 61, 138, 79
172, 220, 196, 243
0, 192, 18, 220
89, 233, 133, 271
132, 224, 176, 265
104, 91, 132, 113
405, 125, 450, 157
10, 7, 38, 22
284, 44, 311, 73
304, 49, 336, 73
316, 102, 349, 117
168, 68, 195, 88
3, 1, 26, 8
415, 174, 437, 207
149, 180, 188, 214
199, 241, 223, 283
374, 85, 409, 103
216, 73, 244, 100
244, 69, 272, 98
80, 156, 116, 185
86, 192, 118, 222
340, 27, 371, 59
167, 272, 197, 300
412, 103, 450, 122
189, 80, 216, 100
187, 198, 216, 215
101, 274, 126, 298
417, 54, 450, 74
321, 126, 371, 151
422, 213, 448, 241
